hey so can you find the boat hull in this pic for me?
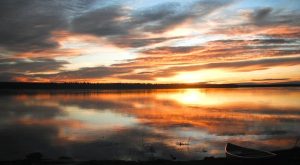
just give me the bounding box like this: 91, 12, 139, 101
225, 143, 277, 160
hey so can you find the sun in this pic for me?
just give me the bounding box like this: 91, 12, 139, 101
179, 90, 205, 105
158, 89, 206, 106
174, 72, 202, 83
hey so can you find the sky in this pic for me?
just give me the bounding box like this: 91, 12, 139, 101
0, 0, 300, 83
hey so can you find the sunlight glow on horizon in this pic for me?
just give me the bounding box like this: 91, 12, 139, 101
0, 0, 300, 83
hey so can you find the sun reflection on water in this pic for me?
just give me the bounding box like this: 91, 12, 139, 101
157, 89, 223, 106
1, 88, 300, 160
176, 89, 205, 105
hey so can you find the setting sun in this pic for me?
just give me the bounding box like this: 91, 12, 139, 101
176, 89, 205, 105
174, 72, 202, 83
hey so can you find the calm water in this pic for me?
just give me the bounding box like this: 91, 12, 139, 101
1, 88, 300, 160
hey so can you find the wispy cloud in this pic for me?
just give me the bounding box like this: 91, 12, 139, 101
0, 0, 300, 83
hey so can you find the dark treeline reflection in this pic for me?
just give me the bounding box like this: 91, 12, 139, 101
1, 82, 300, 90
0, 88, 300, 160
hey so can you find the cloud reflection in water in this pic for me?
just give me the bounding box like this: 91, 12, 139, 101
0, 88, 300, 160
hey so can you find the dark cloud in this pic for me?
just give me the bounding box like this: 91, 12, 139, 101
210, 7, 300, 37
117, 73, 155, 81
0, 58, 68, 82
139, 0, 234, 33
232, 38, 295, 44
251, 78, 290, 82
234, 108, 300, 116
71, 3, 182, 37
141, 46, 203, 55
0, 58, 68, 74
140, 38, 300, 58
132, 3, 180, 24
172, 56, 300, 72
0, 0, 98, 53
0, 72, 25, 82
71, 5, 130, 36
252, 7, 273, 25
250, 7, 300, 26
0, 0, 66, 52
71, 0, 235, 48
0, 59, 152, 82
112, 36, 182, 48
38, 65, 133, 81
0, 0, 235, 51
193, 0, 234, 16
119, 56, 300, 80
131, 2, 189, 33
70, 2, 188, 48
0, 72, 48, 82
241, 7, 300, 26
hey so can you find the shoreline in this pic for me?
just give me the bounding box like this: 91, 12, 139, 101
0, 82, 300, 90
1, 157, 299, 165
1, 147, 299, 165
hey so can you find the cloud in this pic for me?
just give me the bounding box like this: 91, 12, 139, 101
209, 6, 300, 38
116, 73, 156, 81
14, 48, 83, 59
130, 2, 189, 33
251, 7, 273, 25
250, 7, 300, 26
0, 58, 68, 73
0, 57, 68, 82
37, 65, 134, 81
0, 0, 299, 83
116, 56, 300, 81
0, 0, 99, 53
141, 46, 203, 55
71, 0, 235, 48
71, 5, 130, 37
210, 25, 300, 38
111, 36, 182, 48
131, 0, 234, 34
2, 37, 299, 82
122, 38, 300, 72
251, 78, 290, 82
125, 55, 299, 80
0, 72, 26, 82
0, 0, 66, 52
168, 56, 300, 72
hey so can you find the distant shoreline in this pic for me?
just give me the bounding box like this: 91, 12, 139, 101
1, 146, 299, 165
0, 82, 300, 90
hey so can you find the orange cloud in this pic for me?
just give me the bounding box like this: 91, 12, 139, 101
16, 118, 85, 129
210, 25, 300, 38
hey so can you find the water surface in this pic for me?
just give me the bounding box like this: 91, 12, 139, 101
1, 88, 300, 160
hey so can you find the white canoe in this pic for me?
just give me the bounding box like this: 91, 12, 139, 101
225, 143, 277, 159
